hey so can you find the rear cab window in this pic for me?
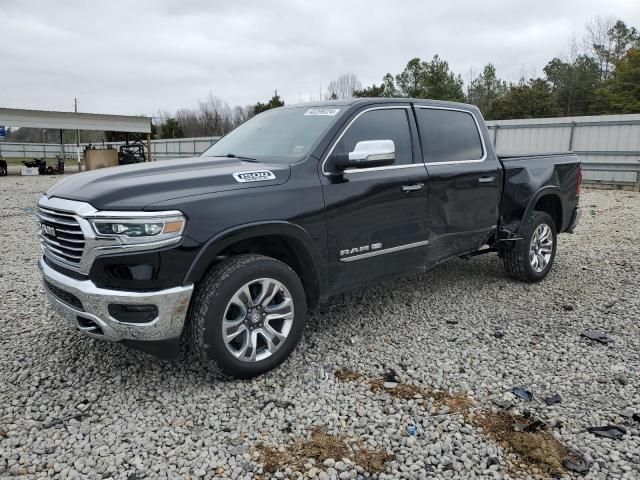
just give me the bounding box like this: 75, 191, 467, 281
415, 107, 484, 163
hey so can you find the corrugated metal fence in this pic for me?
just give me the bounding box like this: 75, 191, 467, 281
0, 137, 221, 161
486, 114, 640, 191
2, 114, 639, 190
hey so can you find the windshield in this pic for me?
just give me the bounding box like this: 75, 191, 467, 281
202, 106, 343, 164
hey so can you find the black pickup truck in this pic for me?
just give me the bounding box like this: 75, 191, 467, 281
37, 99, 581, 377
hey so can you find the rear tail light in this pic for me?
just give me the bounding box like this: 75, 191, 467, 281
576, 163, 583, 196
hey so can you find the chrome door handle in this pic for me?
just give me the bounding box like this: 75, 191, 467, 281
402, 183, 424, 192
478, 176, 495, 183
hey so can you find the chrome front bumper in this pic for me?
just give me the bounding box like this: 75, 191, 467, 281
39, 258, 193, 342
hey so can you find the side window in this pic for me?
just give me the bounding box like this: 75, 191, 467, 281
416, 108, 484, 162
334, 108, 413, 165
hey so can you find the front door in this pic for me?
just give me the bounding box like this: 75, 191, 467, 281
414, 105, 501, 264
320, 105, 430, 288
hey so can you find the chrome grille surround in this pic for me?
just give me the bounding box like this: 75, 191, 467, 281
37, 196, 183, 275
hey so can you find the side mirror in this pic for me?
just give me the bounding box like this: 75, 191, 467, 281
334, 140, 396, 170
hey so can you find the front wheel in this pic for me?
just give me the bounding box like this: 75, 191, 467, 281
503, 210, 557, 282
187, 254, 306, 378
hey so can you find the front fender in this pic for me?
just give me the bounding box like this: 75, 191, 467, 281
183, 221, 328, 297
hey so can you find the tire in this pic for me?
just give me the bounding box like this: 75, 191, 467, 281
503, 210, 557, 282
0, 163, 7, 177
187, 254, 307, 378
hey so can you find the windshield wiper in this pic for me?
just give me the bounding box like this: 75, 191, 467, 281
220, 153, 260, 163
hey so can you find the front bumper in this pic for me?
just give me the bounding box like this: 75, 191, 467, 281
39, 257, 193, 342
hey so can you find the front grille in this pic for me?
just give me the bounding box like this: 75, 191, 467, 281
37, 205, 86, 265
44, 279, 84, 311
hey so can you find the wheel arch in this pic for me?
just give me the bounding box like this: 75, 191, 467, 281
184, 221, 327, 308
518, 185, 564, 233
506, 186, 563, 236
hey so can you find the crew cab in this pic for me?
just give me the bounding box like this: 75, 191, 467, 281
37, 99, 581, 377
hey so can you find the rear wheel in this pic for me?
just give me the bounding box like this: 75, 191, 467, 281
503, 210, 557, 282
188, 254, 306, 378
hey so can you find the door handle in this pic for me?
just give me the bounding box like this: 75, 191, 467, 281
402, 183, 424, 192
477, 176, 495, 183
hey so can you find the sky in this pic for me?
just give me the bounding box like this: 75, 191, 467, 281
1, 0, 639, 118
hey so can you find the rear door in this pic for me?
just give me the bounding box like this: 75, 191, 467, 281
414, 105, 501, 263
320, 105, 430, 287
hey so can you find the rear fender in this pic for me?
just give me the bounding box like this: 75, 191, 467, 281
500, 186, 563, 239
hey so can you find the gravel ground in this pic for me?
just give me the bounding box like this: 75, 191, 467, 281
1, 172, 639, 479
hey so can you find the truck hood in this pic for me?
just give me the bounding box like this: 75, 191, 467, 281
46, 156, 291, 210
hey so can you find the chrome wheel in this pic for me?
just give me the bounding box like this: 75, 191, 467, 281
529, 224, 553, 273
222, 278, 294, 363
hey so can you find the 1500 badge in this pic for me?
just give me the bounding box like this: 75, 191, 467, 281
233, 171, 276, 183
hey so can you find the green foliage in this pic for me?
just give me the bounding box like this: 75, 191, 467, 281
487, 79, 558, 120
594, 48, 640, 113
543, 55, 600, 116
466, 64, 507, 116
592, 20, 639, 80
391, 56, 465, 101
160, 118, 183, 139
253, 90, 285, 115
353, 83, 386, 97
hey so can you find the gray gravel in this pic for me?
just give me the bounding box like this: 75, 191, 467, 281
1, 172, 639, 479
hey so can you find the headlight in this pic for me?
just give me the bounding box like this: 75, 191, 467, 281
89, 212, 185, 245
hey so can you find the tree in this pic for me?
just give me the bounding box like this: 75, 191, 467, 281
395, 58, 424, 97
466, 63, 507, 116
487, 79, 558, 120
594, 48, 640, 113
353, 83, 386, 97
160, 118, 183, 139
353, 74, 397, 98
584, 16, 616, 79
422, 55, 465, 101
253, 90, 284, 115
326, 73, 362, 99
591, 20, 639, 80
393, 56, 465, 101
543, 55, 600, 116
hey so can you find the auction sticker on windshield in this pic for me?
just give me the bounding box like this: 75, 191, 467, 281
304, 108, 340, 116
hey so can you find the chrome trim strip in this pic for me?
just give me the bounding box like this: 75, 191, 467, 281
87, 210, 184, 219
415, 105, 487, 165
343, 163, 425, 174
322, 104, 489, 174
321, 106, 412, 176
340, 240, 429, 262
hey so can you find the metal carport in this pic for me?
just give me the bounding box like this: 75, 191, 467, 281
0, 107, 153, 170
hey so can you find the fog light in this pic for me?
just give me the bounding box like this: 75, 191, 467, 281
108, 304, 159, 324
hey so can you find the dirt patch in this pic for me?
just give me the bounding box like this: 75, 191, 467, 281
334, 368, 364, 382
254, 444, 294, 474
354, 448, 394, 474
473, 411, 568, 476
337, 369, 571, 478
290, 429, 351, 463
368, 378, 471, 414
255, 429, 393, 474
369, 378, 425, 399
